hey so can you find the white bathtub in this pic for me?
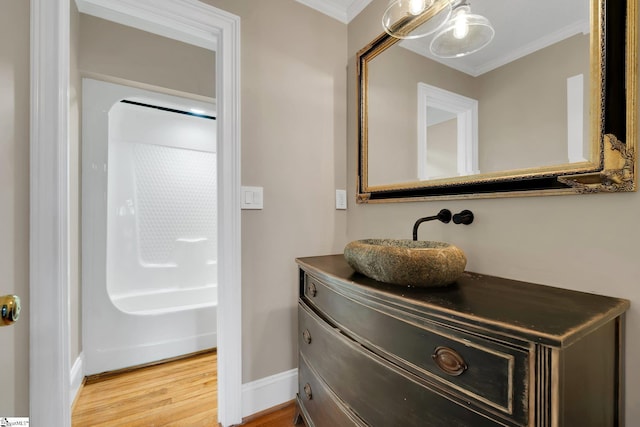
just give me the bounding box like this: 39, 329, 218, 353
111, 284, 218, 315
83, 283, 218, 375
82, 80, 218, 375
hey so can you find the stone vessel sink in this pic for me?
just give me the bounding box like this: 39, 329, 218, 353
343, 239, 466, 287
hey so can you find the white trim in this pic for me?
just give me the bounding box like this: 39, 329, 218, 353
31, 1, 242, 426
70, 353, 85, 406
241, 369, 299, 418
81, 71, 217, 105
75, 0, 219, 50
474, 19, 591, 77
214, 6, 243, 426
30, 0, 72, 425
417, 83, 479, 180
567, 74, 587, 163
401, 19, 590, 77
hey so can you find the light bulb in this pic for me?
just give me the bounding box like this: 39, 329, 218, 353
382, 0, 451, 39
453, 10, 469, 39
408, 0, 427, 15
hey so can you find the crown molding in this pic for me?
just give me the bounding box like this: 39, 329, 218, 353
400, 18, 589, 77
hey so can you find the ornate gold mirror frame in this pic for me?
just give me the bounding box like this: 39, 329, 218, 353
356, 0, 637, 202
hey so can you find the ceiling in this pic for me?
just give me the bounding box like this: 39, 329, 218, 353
294, 0, 373, 24
401, 0, 590, 76
296, 0, 590, 77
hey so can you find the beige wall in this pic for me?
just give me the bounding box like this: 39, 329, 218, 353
79, 14, 216, 98
478, 34, 590, 173
201, 0, 348, 382
0, 0, 30, 417
367, 44, 476, 185
366, 29, 589, 185
348, 0, 640, 423
427, 118, 458, 178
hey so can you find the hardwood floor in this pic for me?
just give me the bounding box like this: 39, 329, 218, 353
239, 401, 298, 427
72, 350, 218, 426
72, 350, 300, 427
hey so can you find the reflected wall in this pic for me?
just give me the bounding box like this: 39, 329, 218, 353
367, 32, 590, 186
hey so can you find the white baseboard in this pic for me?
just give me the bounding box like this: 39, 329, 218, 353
70, 352, 85, 405
241, 368, 298, 417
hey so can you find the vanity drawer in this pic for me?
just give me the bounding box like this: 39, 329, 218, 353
297, 354, 366, 427
302, 274, 529, 424
298, 303, 505, 427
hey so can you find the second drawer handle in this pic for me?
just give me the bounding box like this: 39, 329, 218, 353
303, 383, 313, 400
432, 346, 468, 376
302, 329, 312, 344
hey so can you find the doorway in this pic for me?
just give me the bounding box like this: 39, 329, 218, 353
29, 1, 242, 425
417, 82, 479, 180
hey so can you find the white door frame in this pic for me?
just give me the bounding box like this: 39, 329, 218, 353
417, 82, 479, 179
29, 0, 242, 425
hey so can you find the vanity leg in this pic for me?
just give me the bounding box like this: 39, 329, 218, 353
293, 411, 303, 425
294, 409, 306, 425
293, 399, 305, 425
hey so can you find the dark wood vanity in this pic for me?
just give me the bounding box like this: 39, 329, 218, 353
295, 255, 629, 427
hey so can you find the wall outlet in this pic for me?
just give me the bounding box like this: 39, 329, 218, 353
336, 189, 347, 210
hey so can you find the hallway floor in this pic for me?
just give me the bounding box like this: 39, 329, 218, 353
72, 350, 298, 426
72, 350, 217, 426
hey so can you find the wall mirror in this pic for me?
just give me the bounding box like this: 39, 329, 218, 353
357, 0, 637, 202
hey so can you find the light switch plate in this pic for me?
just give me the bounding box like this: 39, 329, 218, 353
336, 189, 347, 210
241, 186, 263, 209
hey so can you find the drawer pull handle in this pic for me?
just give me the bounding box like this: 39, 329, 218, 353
432, 346, 467, 376
307, 282, 317, 297
304, 383, 313, 400
302, 329, 312, 344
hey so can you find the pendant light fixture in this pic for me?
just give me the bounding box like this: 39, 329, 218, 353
430, 0, 495, 58
382, 0, 452, 39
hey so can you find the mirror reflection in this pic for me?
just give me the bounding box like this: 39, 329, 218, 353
367, 0, 592, 187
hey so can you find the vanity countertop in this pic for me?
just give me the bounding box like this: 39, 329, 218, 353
296, 254, 630, 348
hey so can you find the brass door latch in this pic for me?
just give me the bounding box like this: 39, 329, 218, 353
1, 295, 21, 326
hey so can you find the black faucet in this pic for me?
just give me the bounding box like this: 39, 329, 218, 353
412, 209, 452, 241
453, 209, 474, 225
